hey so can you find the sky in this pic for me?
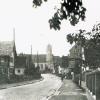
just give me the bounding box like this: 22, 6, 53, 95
0, 0, 100, 56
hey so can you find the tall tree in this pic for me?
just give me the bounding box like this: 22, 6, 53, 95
61, 56, 69, 68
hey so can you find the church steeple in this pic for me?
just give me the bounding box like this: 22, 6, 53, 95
12, 28, 16, 56
13, 28, 15, 43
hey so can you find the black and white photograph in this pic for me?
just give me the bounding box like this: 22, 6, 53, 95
0, 0, 100, 100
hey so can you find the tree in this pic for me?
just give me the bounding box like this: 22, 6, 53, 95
84, 44, 100, 68
25, 63, 35, 75
61, 56, 69, 68
33, 0, 86, 30
67, 23, 100, 47
67, 23, 100, 68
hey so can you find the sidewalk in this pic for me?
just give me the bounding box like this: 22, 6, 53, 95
0, 78, 43, 90
49, 79, 88, 100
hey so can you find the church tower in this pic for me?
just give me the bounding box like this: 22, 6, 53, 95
46, 44, 54, 73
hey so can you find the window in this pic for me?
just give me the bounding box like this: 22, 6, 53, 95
18, 69, 20, 73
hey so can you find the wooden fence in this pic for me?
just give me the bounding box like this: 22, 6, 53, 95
86, 70, 100, 100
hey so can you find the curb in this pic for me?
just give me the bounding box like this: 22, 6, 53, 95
80, 82, 95, 100
0, 77, 44, 90
46, 81, 63, 100
85, 89, 96, 100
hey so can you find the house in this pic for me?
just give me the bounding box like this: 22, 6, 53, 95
0, 41, 17, 80
15, 56, 26, 76
68, 43, 82, 74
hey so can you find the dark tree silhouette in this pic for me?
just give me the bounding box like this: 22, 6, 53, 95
61, 56, 69, 68
33, 0, 86, 30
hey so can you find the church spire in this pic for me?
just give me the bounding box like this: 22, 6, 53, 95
13, 28, 15, 43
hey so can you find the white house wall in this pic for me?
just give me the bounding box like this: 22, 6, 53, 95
15, 68, 25, 75
34, 63, 47, 71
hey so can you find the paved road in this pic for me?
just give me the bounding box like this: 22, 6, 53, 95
0, 74, 62, 100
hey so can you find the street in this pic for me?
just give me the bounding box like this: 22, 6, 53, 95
0, 74, 62, 100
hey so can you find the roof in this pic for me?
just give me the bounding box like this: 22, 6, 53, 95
0, 41, 15, 56
32, 54, 46, 63
16, 56, 26, 68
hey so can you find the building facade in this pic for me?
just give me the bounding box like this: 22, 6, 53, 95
68, 43, 82, 74
32, 44, 55, 73
0, 41, 17, 80
15, 56, 26, 76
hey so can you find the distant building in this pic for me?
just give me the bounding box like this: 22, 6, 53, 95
15, 56, 26, 76
32, 44, 55, 73
32, 54, 47, 73
53, 56, 61, 66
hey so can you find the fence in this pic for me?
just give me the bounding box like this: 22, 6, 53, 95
86, 70, 100, 100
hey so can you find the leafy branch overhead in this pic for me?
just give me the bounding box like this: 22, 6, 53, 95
67, 23, 100, 48
33, 0, 47, 7
67, 29, 86, 45
33, 0, 86, 30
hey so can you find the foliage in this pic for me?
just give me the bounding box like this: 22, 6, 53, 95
25, 63, 35, 75
67, 23, 100, 47
84, 44, 100, 67
61, 56, 69, 68
33, 0, 47, 7
67, 29, 86, 46
33, 0, 86, 30
25, 63, 41, 77
67, 23, 100, 67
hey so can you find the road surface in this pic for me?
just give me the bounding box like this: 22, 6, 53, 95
0, 74, 62, 100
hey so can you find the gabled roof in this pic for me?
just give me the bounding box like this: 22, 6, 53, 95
32, 54, 46, 63
0, 41, 15, 56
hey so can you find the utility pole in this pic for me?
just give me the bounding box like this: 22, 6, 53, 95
36, 51, 40, 73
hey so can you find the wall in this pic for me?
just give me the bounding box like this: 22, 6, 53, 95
15, 68, 25, 75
